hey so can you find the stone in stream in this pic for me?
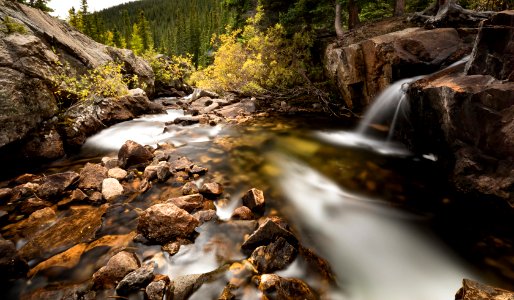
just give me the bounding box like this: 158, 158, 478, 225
257, 274, 317, 300
118, 140, 154, 169
241, 218, 298, 253
0, 188, 12, 203
170, 157, 194, 172
36, 171, 79, 199
101, 178, 124, 201
92, 251, 140, 289
144, 161, 171, 182
248, 237, 297, 274
116, 263, 155, 296
146, 277, 170, 300
199, 182, 224, 198
192, 209, 218, 225
190, 165, 208, 176
166, 194, 204, 213
241, 188, 265, 214
102, 157, 119, 169
137, 203, 199, 244
78, 163, 108, 191
0, 236, 29, 281
182, 182, 199, 195
455, 279, 514, 300
19, 197, 53, 215
107, 167, 127, 180
231, 206, 255, 220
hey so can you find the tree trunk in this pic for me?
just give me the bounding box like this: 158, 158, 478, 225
394, 0, 405, 17
348, 0, 360, 30
335, 1, 344, 39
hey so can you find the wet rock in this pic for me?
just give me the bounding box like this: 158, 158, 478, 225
231, 206, 255, 220
116, 263, 155, 296
189, 88, 220, 102
455, 279, 514, 300
166, 194, 204, 213
20, 197, 52, 215
36, 171, 79, 199
102, 157, 119, 169
173, 116, 201, 125
70, 189, 88, 202
182, 182, 199, 195
102, 178, 124, 201
190, 165, 208, 175
14, 207, 56, 239
28, 243, 87, 278
162, 241, 181, 256
0, 188, 12, 203
144, 162, 171, 181
21, 127, 65, 161
118, 140, 154, 169
0, 237, 28, 281
107, 167, 127, 180
192, 209, 218, 225
19, 205, 108, 261
11, 173, 42, 186
241, 219, 298, 253
216, 99, 256, 119
170, 157, 194, 172
174, 171, 190, 182
199, 182, 224, 198
241, 188, 265, 214
170, 268, 226, 300
152, 150, 171, 162
257, 274, 317, 300
218, 285, 236, 300
89, 191, 104, 204
92, 251, 140, 289
78, 163, 108, 191
249, 237, 297, 273
146, 279, 168, 300
137, 203, 200, 244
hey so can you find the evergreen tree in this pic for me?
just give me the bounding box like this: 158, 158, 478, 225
137, 10, 153, 51
130, 23, 144, 55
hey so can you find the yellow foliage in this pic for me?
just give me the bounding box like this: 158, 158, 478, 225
189, 5, 313, 94
142, 50, 195, 84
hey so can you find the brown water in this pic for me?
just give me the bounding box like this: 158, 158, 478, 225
1, 110, 512, 299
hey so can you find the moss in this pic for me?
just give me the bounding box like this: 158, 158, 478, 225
1, 16, 27, 35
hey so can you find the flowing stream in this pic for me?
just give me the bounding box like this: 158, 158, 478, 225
2, 74, 510, 298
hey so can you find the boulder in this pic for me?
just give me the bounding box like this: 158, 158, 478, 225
118, 140, 154, 169
101, 178, 124, 201
455, 279, 514, 300
92, 251, 140, 289
36, 171, 79, 199
144, 161, 171, 181
116, 263, 155, 296
166, 194, 204, 213
78, 163, 108, 191
241, 188, 265, 214
241, 219, 298, 253
249, 237, 297, 273
137, 203, 199, 244
325, 27, 467, 110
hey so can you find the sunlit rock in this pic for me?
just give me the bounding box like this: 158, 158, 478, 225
166, 194, 204, 213
36, 171, 79, 199
118, 140, 154, 169
116, 263, 155, 296
456, 279, 514, 300
92, 251, 140, 290
79, 163, 108, 191
241, 188, 265, 214
241, 219, 298, 253
257, 274, 317, 300
192, 209, 219, 225
231, 206, 255, 221
249, 237, 297, 274
199, 182, 224, 198
182, 182, 199, 195
102, 178, 124, 201
144, 161, 171, 182
107, 167, 127, 180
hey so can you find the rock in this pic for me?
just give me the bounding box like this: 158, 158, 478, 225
216, 99, 256, 118
36, 171, 79, 199
11, 173, 41, 186
89, 191, 104, 204
241, 188, 265, 214
28, 243, 88, 278
78, 163, 108, 190
116, 263, 155, 296
455, 279, 514, 300
325, 27, 467, 110
102, 178, 124, 201
146, 279, 168, 300
137, 203, 199, 244
173, 116, 201, 125
108, 167, 127, 180
152, 150, 171, 162
20, 127, 65, 161
241, 219, 298, 253
92, 251, 140, 289
190, 165, 208, 175
231, 206, 254, 220
166, 194, 204, 213
182, 182, 199, 195
70, 189, 88, 202
257, 274, 317, 300
20, 197, 52, 215
466, 10, 514, 81
189, 88, 219, 102
199, 182, 224, 197
192, 209, 218, 224
162, 241, 182, 256
0, 188, 13, 203
118, 140, 154, 168
144, 162, 171, 181
170, 157, 194, 172
0, 237, 28, 281
19, 205, 108, 262
102, 157, 119, 169
170, 270, 227, 300
14, 207, 56, 239
249, 237, 297, 273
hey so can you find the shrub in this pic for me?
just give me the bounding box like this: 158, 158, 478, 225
0, 16, 27, 34
142, 50, 195, 84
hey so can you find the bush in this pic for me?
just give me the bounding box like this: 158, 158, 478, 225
189, 5, 313, 94
142, 50, 195, 84
52, 61, 137, 105
0, 16, 27, 34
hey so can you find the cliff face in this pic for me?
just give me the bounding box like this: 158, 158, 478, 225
0, 0, 159, 162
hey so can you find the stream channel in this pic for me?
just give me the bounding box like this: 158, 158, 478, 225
1, 103, 512, 299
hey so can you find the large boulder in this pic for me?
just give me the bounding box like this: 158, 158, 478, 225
0, 0, 159, 159
405, 11, 514, 204
325, 27, 468, 111
455, 279, 514, 300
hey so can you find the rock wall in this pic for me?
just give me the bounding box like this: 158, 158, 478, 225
0, 0, 159, 162
325, 27, 471, 111
406, 11, 514, 204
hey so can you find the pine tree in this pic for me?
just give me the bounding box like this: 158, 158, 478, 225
130, 23, 144, 55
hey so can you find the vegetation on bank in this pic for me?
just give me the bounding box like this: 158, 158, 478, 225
0, 16, 27, 34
